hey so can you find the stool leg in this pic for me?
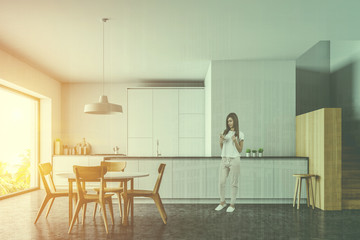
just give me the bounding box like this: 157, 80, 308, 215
306, 178, 310, 208
297, 178, 302, 209
293, 177, 299, 207
310, 177, 315, 209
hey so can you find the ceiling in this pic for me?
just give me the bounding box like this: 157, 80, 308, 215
0, 0, 359, 83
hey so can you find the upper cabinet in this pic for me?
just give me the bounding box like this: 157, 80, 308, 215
127, 88, 205, 156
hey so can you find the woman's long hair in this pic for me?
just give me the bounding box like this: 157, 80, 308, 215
223, 112, 239, 138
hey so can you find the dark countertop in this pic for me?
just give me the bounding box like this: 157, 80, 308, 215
53, 155, 308, 160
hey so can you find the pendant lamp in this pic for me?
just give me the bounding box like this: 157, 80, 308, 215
84, 18, 122, 114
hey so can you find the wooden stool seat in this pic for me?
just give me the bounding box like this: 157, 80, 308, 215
293, 174, 316, 209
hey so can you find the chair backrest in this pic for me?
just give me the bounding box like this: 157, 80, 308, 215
100, 161, 126, 172
38, 162, 56, 194
73, 165, 107, 199
153, 163, 166, 194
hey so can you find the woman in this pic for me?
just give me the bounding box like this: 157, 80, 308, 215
215, 112, 244, 213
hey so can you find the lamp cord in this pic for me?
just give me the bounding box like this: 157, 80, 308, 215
102, 18, 105, 96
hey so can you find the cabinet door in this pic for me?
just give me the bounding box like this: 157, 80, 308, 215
173, 159, 207, 198
128, 138, 153, 156
179, 138, 205, 156
138, 159, 172, 198
238, 159, 274, 198
153, 89, 178, 156
273, 159, 308, 198
179, 89, 204, 114
128, 89, 153, 138
206, 159, 220, 198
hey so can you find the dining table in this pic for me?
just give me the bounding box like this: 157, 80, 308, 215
56, 171, 149, 226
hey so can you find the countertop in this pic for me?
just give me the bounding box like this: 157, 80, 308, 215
53, 155, 308, 160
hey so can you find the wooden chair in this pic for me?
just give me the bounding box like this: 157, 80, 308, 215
126, 163, 167, 224
34, 162, 77, 224
68, 165, 114, 234
93, 161, 127, 219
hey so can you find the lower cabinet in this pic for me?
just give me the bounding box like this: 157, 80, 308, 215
52, 156, 308, 200
273, 160, 308, 198
172, 160, 207, 198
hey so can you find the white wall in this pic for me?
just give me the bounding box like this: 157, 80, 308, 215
204, 62, 212, 156
0, 48, 61, 164
210, 60, 296, 156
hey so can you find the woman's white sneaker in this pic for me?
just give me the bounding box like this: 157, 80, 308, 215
226, 206, 235, 212
215, 204, 227, 211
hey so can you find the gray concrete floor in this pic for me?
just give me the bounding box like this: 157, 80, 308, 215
1, 190, 360, 239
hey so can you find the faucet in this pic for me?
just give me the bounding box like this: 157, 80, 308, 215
156, 139, 161, 157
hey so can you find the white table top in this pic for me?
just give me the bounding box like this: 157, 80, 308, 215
56, 171, 149, 180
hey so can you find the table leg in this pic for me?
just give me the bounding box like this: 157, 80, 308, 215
122, 179, 128, 226
131, 179, 134, 223
69, 180, 73, 226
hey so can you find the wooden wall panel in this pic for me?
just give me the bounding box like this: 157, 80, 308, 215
296, 108, 342, 210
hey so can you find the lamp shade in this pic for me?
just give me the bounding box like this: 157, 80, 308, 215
84, 95, 122, 114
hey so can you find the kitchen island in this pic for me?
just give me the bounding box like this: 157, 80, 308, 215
52, 155, 308, 204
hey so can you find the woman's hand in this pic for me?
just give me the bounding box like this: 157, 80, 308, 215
232, 135, 237, 143
220, 134, 224, 144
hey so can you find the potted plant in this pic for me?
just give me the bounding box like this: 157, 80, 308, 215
245, 149, 251, 157
251, 149, 257, 157
258, 148, 264, 157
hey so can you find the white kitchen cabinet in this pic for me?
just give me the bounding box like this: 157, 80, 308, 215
128, 89, 153, 138
128, 138, 153, 156
152, 89, 179, 156
127, 88, 205, 157
273, 159, 308, 198
138, 159, 173, 198
179, 89, 204, 114
238, 159, 274, 198
205, 159, 220, 198
179, 114, 205, 138
172, 159, 207, 198
178, 138, 205, 156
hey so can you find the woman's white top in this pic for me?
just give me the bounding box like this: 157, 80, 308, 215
221, 130, 245, 158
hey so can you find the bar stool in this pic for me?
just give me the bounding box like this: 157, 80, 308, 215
292, 174, 316, 210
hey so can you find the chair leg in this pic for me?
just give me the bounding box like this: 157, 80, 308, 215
293, 178, 299, 208
310, 177, 315, 209
116, 192, 122, 218
93, 203, 98, 219
153, 194, 167, 224
81, 203, 87, 225
158, 196, 167, 219
100, 201, 109, 234
68, 201, 83, 234
297, 178, 302, 210
45, 198, 55, 218
306, 178, 310, 207
34, 195, 51, 224
108, 198, 115, 225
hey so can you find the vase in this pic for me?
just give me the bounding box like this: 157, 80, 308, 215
246, 153, 250, 157
258, 153, 263, 157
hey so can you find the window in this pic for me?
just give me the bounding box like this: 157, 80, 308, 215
0, 85, 39, 197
